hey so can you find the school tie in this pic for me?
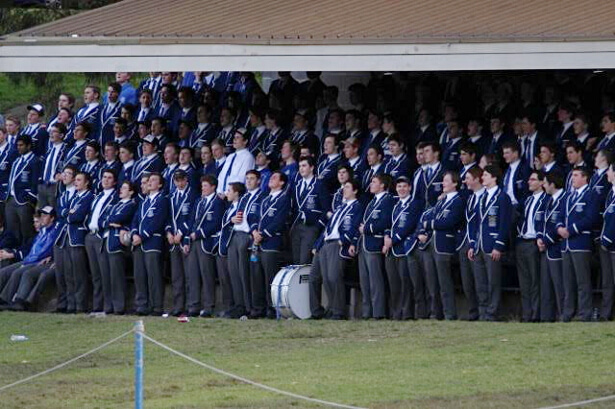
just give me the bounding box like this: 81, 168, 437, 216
43, 147, 59, 183
221, 153, 237, 190
524, 138, 532, 163
522, 196, 535, 236
327, 202, 347, 235
426, 167, 433, 182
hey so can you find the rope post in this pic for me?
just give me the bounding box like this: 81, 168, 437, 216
134, 320, 144, 409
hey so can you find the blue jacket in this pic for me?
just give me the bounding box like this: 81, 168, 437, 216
361, 163, 386, 193
130, 154, 165, 184
7, 152, 40, 206
422, 193, 465, 255
556, 185, 601, 252
441, 138, 463, 172
360, 192, 395, 253
61, 140, 87, 170
422, 163, 444, 208
68, 104, 101, 144
102, 199, 138, 253
118, 163, 134, 186
79, 160, 103, 192
390, 196, 424, 256
130, 192, 170, 252
38, 143, 66, 185
260, 128, 286, 161
458, 190, 481, 250
22, 222, 60, 265
383, 154, 410, 180
292, 177, 329, 228
516, 192, 549, 239
98, 160, 123, 191
281, 162, 300, 191
188, 123, 218, 149
98, 101, 123, 146
66, 190, 95, 247
601, 189, 615, 252
470, 187, 513, 254
156, 101, 182, 136
502, 160, 531, 211
19, 123, 49, 157
165, 187, 197, 251
361, 130, 385, 158
218, 201, 238, 257
343, 156, 368, 186
0, 145, 18, 201
54, 188, 75, 247
316, 153, 343, 193
257, 190, 291, 251
537, 190, 566, 260
189, 194, 226, 254
314, 199, 363, 259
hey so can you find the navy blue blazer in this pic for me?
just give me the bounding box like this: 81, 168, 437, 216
156, 101, 182, 136
218, 201, 238, 257
441, 138, 463, 172
316, 154, 342, 193
68, 104, 101, 144
383, 154, 410, 180
458, 190, 481, 250
469, 187, 513, 254
360, 192, 395, 253
261, 128, 286, 162
65, 190, 95, 247
361, 130, 385, 158
101, 199, 138, 253
54, 188, 75, 248
343, 157, 368, 186
422, 163, 444, 208
537, 191, 566, 260
601, 190, 615, 252
257, 190, 291, 252
502, 160, 531, 211
98, 160, 122, 187
0, 146, 18, 201
200, 161, 217, 177
556, 186, 601, 252
165, 187, 197, 251
361, 164, 385, 193
79, 160, 102, 192
130, 154, 165, 184
516, 192, 549, 239
189, 195, 225, 254
188, 123, 218, 149
281, 162, 299, 191
390, 197, 424, 256
130, 192, 170, 253
98, 102, 123, 146
19, 123, 49, 157
62, 141, 87, 170
246, 126, 267, 155
216, 125, 238, 153
589, 169, 610, 203
314, 199, 363, 259
486, 132, 514, 157
423, 193, 465, 255
292, 177, 329, 228
7, 152, 40, 206
118, 163, 134, 186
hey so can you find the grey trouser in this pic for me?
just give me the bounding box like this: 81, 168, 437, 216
186, 242, 217, 313
16, 266, 55, 305
420, 244, 444, 319
103, 247, 128, 313
0, 263, 49, 304
169, 246, 188, 313
37, 183, 58, 209
358, 249, 385, 319
291, 223, 320, 265
473, 250, 502, 321
540, 253, 564, 322
67, 246, 89, 312
562, 251, 592, 321
407, 249, 428, 319
600, 247, 615, 320
85, 233, 104, 312
227, 232, 252, 315
516, 240, 541, 321
387, 254, 414, 319
133, 246, 164, 314
459, 243, 479, 320
5, 197, 35, 244
250, 250, 280, 316
53, 246, 68, 310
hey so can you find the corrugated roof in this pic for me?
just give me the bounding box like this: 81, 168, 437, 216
8, 0, 615, 44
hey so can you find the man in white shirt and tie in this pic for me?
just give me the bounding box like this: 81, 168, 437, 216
38, 123, 66, 208
84, 170, 117, 313
520, 114, 541, 168
216, 129, 255, 196
516, 170, 546, 322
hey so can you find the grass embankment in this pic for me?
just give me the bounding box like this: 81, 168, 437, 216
0, 313, 614, 408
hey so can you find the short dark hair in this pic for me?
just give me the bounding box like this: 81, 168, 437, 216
201, 174, 218, 187
229, 182, 246, 196
51, 123, 67, 135
443, 171, 460, 190
345, 178, 360, 193
373, 173, 392, 190
484, 165, 503, 183
102, 169, 117, 182
298, 155, 316, 168
337, 164, 354, 180
16, 134, 32, 146
565, 141, 584, 153
272, 170, 288, 187
459, 142, 477, 156
246, 169, 261, 179
501, 141, 520, 153
75, 171, 91, 186
121, 180, 138, 197
86, 140, 101, 153
545, 170, 565, 189
539, 141, 557, 155
76, 121, 92, 135
108, 82, 122, 94
467, 166, 484, 180
148, 172, 164, 188
530, 169, 545, 182
422, 141, 441, 154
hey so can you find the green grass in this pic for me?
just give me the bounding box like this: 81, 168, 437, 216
1, 313, 615, 408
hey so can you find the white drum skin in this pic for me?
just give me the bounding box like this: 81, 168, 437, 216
271, 265, 312, 319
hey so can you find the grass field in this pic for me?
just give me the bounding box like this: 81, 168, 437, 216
1, 312, 615, 408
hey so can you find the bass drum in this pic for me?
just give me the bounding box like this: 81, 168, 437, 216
270, 265, 312, 319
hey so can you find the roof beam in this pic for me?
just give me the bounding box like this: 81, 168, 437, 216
2, 41, 615, 71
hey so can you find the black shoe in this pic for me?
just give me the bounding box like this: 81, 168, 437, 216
0, 303, 10, 311
114, 311, 125, 315
54, 307, 67, 314
330, 314, 346, 320
149, 311, 164, 317
266, 310, 278, 319
248, 312, 265, 319
170, 310, 183, 317
187, 310, 200, 317
136, 310, 149, 316
199, 310, 214, 318
9, 302, 25, 311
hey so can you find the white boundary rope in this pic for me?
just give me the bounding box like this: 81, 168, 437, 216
142, 333, 368, 409
537, 394, 615, 409
0, 328, 134, 393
